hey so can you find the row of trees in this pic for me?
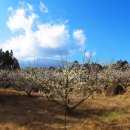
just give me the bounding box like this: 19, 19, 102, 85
70, 60, 129, 71
0, 49, 130, 113
1, 61, 130, 113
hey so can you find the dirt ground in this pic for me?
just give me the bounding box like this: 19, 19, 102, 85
0, 88, 130, 130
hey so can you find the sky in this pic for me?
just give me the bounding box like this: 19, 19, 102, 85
0, 0, 130, 63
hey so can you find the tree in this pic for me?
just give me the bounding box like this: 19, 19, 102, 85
24, 61, 104, 113
0, 49, 20, 69
99, 64, 130, 96
110, 60, 129, 71
70, 60, 80, 70
0, 69, 11, 88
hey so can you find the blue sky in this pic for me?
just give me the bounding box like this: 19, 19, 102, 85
0, 0, 130, 63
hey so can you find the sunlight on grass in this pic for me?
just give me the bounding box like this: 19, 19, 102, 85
101, 110, 126, 120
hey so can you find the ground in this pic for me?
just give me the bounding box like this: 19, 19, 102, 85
0, 88, 130, 130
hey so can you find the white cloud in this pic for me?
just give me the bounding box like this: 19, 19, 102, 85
40, 1, 48, 14
73, 29, 86, 48
3, 32, 37, 58
2, 2, 87, 60
7, 6, 37, 32
85, 51, 96, 58
3, 23, 70, 58
35, 23, 69, 49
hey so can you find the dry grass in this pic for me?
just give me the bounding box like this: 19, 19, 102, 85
0, 88, 130, 130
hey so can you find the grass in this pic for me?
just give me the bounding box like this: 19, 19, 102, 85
0, 88, 130, 130
101, 110, 126, 120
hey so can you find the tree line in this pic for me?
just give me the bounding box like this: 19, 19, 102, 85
0, 49, 20, 69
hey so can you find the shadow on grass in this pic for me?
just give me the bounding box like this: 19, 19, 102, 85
0, 94, 74, 130
1, 92, 130, 130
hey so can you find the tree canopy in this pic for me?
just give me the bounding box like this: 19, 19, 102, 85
0, 49, 20, 69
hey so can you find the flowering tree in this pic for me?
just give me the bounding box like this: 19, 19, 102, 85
99, 64, 130, 95
0, 69, 12, 88
5, 69, 38, 96
23, 61, 104, 113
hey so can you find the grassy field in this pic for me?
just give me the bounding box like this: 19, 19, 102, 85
0, 88, 130, 130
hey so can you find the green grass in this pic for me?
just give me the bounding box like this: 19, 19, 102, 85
101, 110, 126, 120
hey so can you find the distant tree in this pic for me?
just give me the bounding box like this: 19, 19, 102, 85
49, 66, 55, 70
70, 60, 80, 70
0, 49, 20, 69
116, 60, 129, 70
111, 60, 129, 71
83, 62, 103, 72
12, 58, 20, 69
